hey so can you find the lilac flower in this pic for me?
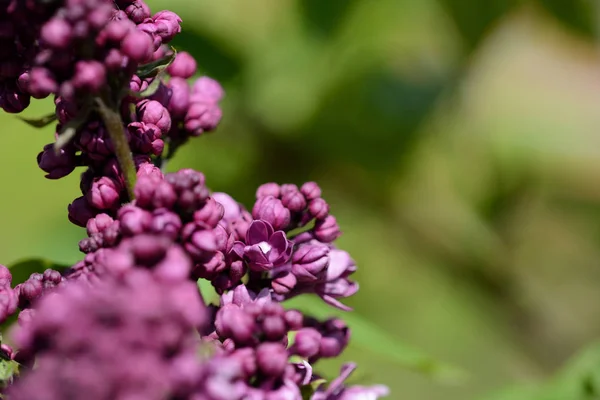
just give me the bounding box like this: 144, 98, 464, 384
315, 249, 358, 310
233, 220, 293, 272
311, 364, 389, 400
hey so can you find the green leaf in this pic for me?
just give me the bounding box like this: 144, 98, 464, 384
285, 296, 467, 383
8, 258, 71, 287
17, 113, 57, 128
480, 342, 600, 400
539, 0, 595, 39
136, 49, 177, 79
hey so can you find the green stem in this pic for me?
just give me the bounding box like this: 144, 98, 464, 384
95, 97, 137, 201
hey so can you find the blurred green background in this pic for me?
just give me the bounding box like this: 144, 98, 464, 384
2, 0, 600, 398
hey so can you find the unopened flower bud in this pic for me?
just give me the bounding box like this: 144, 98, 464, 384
167, 51, 196, 79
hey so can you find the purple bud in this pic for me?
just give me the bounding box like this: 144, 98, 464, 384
292, 243, 329, 282
0, 287, 17, 323
301, 182, 322, 200
124, 1, 151, 23
292, 328, 322, 358
72, 60, 106, 93
121, 30, 153, 62
314, 215, 341, 242
165, 77, 191, 118
129, 75, 150, 93
183, 101, 222, 136
153, 244, 192, 282
252, 196, 290, 231
40, 18, 72, 49
308, 198, 329, 220
118, 204, 153, 236
152, 10, 182, 43
182, 223, 219, 261
193, 198, 224, 229
284, 310, 304, 331
256, 183, 280, 199
192, 76, 224, 103
0, 83, 30, 113
0, 266, 11, 288
27, 68, 57, 98
128, 121, 164, 156
37, 143, 76, 179
167, 51, 197, 79
86, 213, 115, 236
281, 188, 307, 212
14, 278, 42, 309
166, 169, 209, 214
256, 342, 288, 377
228, 348, 257, 378
215, 304, 255, 345
150, 208, 182, 240
55, 96, 78, 124
104, 49, 126, 71
137, 100, 171, 133
68, 196, 98, 227
212, 193, 243, 221
262, 315, 287, 340
137, 161, 164, 180
86, 176, 122, 210
319, 319, 350, 358
272, 272, 297, 295
102, 20, 130, 43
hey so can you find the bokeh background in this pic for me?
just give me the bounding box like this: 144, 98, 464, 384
2, 0, 600, 398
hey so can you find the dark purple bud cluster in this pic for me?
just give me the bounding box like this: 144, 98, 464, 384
0, 0, 60, 113
25, 0, 179, 102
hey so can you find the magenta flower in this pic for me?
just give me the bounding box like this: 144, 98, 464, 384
233, 220, 293, 272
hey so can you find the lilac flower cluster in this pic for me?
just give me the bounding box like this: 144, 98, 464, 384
2, 0, 223, 226
0, 0, 387, 398
6, 269, 216, 400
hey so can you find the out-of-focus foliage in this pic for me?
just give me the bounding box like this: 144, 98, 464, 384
2, 0, 600, 399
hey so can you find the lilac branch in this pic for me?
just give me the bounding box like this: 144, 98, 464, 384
95, 97, 136, 201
